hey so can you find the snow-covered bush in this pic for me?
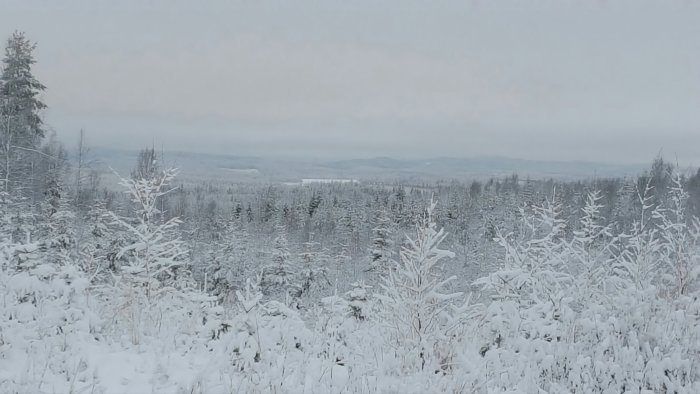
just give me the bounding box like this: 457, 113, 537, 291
0, 244, 103, 393
206, 277, 314, 392
474, 181, 700, 393
345, 280, 373, 320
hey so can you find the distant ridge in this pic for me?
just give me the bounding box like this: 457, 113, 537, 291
81, 147, 648, 184
324, 156, 644, 179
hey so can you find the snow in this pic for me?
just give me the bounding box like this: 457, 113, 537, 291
2, 165, 700, 393
282, 179, 360, 186
301, 178, 358, 184
219, 168, 260, 175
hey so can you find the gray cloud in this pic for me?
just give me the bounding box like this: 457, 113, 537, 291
1, 0, 699, 164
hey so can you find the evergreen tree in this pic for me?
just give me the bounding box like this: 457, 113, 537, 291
294, 240, 328, 299
369, 208, 395, 273
77, 199, 111, 281
261, 222, 296, 296
112, 167, 187, 302
207, 219, 249, 304
376, 198, 462, 372
688, 168, 700, 218
0, 31, 46, 194
345, 280, 372, 320
131, 147, 159, 181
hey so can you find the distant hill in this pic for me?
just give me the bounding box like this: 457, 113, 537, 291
325, 156, 644, 180
78, 147, 647, 186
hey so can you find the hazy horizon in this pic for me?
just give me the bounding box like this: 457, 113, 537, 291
86, 144, 654, 168
2, 1, 699, 165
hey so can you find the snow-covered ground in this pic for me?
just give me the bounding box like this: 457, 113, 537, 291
3, 179, 700, 393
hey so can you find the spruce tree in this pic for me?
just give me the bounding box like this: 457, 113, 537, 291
0, 31, 46, 194
369, 208, 395, 273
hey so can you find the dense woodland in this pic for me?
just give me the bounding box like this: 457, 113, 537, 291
3, 31, 700, 393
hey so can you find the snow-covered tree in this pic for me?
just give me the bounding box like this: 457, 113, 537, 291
206, 220, 250, 304
112, 167, 187, 302
130, 147, 159, 181
76, 199, 111, 282
369, 208, 395, 274
0, 31, 46, 195
332, 208, 354, 279
293, 240, 328, 299
376, 198, 463, 372
260, 223, 296, 296
478, 193, 571, 310
570, 190, 616, 304
612, 180, 663, 295
345, 280, 372, 320
654, 171, 700, 299
474, 192, 574, 390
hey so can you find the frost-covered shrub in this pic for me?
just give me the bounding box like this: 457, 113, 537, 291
206, 277, 313, 392
345, 281, 373, 320
0, 251, 103, 393
474, 182, 700, 393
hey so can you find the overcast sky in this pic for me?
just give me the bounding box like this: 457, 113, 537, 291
1, 0, 699, 164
